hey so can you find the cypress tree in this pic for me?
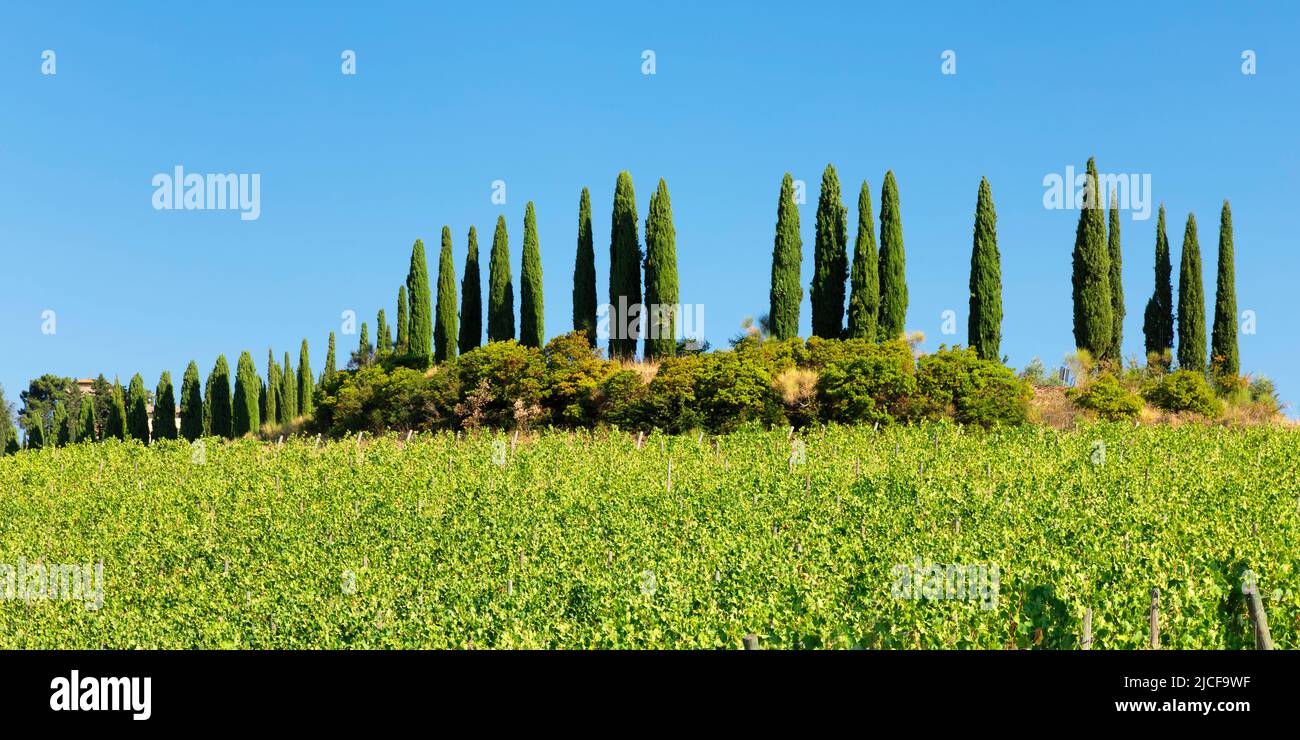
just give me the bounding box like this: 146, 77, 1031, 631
106, 378, 128, 441
810, 164, 848, 338
377, 310, 391, 354
435, 226, 459, 361
52, 401, 70, 446
846, 181, 879, 341
459, 226, 482, 354
1143, 205, 1175, 361
1070, 157, 1112, 358
126, 373, 149, 443
643, 178, 679, 359
609, 171, 643, 358
208, 356, 233, 439
77, 394, 96, 442
487, 215, 515, 343
322, 333, 336, 385
263, 351, 279, 426
299, 339, 314, 416
90, 375, 112, 439
877, 170, 908, 340
395, 286, 409, 354
358, 322, 372, 362
968, 177, 1002, 361
769, 173, 803, 341
179, 361, 203, 441
154, 371, 178, 440
281, 351, 297, 422
1177, 213, 1207, 371
1106, 191, 1125, 363
520, 202, 545, 348
27, 419, 45, 449
572, 187, 597, 346
405, 238, 433, 362
1211, 200, 1239, 378
232, 351, 260, 437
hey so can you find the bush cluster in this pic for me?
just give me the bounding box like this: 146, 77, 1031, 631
310, 332, 1035, 437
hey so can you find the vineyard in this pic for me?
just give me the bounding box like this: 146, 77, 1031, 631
0, 424, 1296, 649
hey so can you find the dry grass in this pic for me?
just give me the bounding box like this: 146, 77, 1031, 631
773, 367, 818, 406
619, 359, 660, 384
1029, 386, 1079, 430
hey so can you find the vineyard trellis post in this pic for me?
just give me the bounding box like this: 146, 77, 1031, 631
1081, 608, 1093, 650
1149, 588, 1159, 649
1244, 580, 1275, 650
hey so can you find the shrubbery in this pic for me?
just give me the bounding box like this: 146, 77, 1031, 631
310, 333, 1037, 437
1069, 372, 1143, 421
1142, 370, 1222, 417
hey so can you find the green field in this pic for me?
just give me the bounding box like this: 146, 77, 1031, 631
1, 424, 1296, 649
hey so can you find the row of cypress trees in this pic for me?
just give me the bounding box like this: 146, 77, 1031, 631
770, 167, 912, 347
385, 172, 681, 364
1073, 157, 1239, 376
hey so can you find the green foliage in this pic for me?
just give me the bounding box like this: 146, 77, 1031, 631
817, 340, 916, 425
232, 352, 261, 437
298, 340, 314, 417
1069, 372, 1143, 421
643, 179, 679, 359
768, 173, 802, 341
846, 180, 879, 341
572, 188, 598, 347
1105, 192, 1125, 363
105, 378, 128, 441
456, 341, 547, 430
77, 395, 97, 443
1143, 205, 1175, 358
638, 355, 705, 433
968, 177, 1002, 360
915, 346, 1031, 427
154, 371, 178, 440
695, 353, 783, 433
435, 226, 459, 362
1177, 214, 1207, 371
1071, 157, 1112, 358
396, 285, 409, 355
543, 332, 615, 427
810, 164, 848, 339
609, 171, 642, 358
1211, 201, 1238, 378
519, 202, 544, 349
376, 309, 392, 354
1143, 370, 1221, 417
406, 238, 433, 361
51, 401, 70, 446
207, 356, 233, 439
877, 171, 908, 341
459, 226, 482, 354
488, 216, 515, 344
179, 361, 203, 441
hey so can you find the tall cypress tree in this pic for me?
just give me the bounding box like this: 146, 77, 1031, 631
1106, 191, 1125, 363
810, 164, 848, 338
520, 202, 545, 348
877, 170, 908, 340
154, 371, 178, 440
377, 310, 391, 353
488, 215, 515, 343
208, 356, 233, 439
322, 333, 336, 386
459, 225, 482, 354
395, 286, 409, 354
26, 420, 45, 449
106, 378, 128, 441
643, 178, 679, 359
968, 177, 1002, 361
1070, 157, 1112, 358
299, 339, 315, 416
405, 238, 433, 362
90, 374, 112, 439
358, 322, 372, 362
282, 351, 297, 422
52, 401, 69, 446
77, 394, 97, 442
1211, 200, 1238, 378
846, 180, 879, 341
769, 172, 803, 341
179, 361, 203, 441
1143, 205, 1175, 361
232, 351, 260, 437
435, 225, 459, 361
572, 187, 597, 347
126, 373, 150, 443
1177, 213, 1207, 371
609, 171, 642, 358
263, 352, 279, 426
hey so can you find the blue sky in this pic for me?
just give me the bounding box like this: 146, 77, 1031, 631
2, 1, 1297, 417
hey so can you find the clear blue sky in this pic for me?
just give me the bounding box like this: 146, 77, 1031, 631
2, 1, 1297, 417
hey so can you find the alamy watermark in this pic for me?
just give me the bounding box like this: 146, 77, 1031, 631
1042, 164, 1151, 221
0, 558, 104, 611
597, 300, 705, 348
891, 557, 999, 610
152, 166, 261, 221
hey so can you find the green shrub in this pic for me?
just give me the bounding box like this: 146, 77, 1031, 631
1069, 372, 1143, 421
455, 341, 546, 429
804, 336, 877, 369
639, 355, 706, 433
914, 347, 1032, 427
956, 373, 1032, 427
695, 352, 783, 433
816, 340, 916, 425
1143, 370, 1222, 417
597, 369, 647, 429
543, 331, 615, 427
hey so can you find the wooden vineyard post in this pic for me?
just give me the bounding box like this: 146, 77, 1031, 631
1081, 608, 1092, 650
1149, 589, 1159, 649
742, 634, 759, 650
1244, 580, 1275, 650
